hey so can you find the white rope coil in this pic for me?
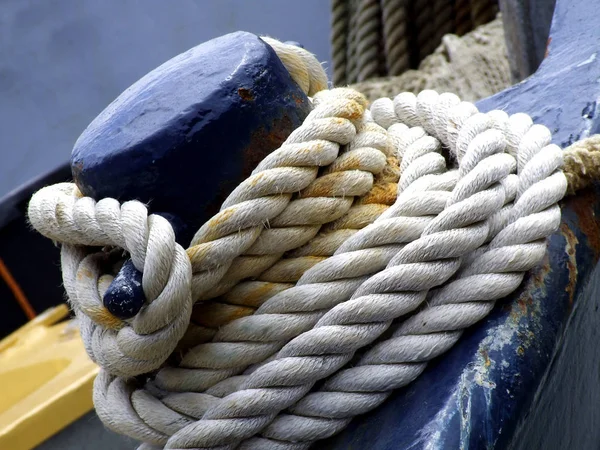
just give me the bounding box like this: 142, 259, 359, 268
29, 86, 367, 378
156, 91, 567, 450
183, 119, 398, 346
243, 97, 565, 449
29, 84, 567, 449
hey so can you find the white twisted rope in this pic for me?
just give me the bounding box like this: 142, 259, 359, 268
244, 98, 566, 449
29, 86, 366, 378
198, 114, 390, 303
183, 119, 397, 346
88, 100, 454, 447
186, 89, 365, 303
81, 90, 566, 450
29, 186, 193, 377
29, 85, 569, 449
160, 90, 548, 449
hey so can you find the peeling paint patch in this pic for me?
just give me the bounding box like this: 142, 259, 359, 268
568, 190, 600, 257
560, 223, 579, 304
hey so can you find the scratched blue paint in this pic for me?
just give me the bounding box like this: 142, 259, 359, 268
71, 31, 310, 246
325, 0, 600, 448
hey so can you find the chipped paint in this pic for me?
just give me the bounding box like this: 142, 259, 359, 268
560, 222, 579, 304
568, 189, 600, 256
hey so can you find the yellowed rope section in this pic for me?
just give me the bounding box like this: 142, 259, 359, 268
563, 135, 600, 195
184, 122, 400, 346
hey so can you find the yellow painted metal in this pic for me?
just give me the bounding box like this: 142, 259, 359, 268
0, 305, 98, 450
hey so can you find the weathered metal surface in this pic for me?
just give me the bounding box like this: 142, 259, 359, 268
71, 31, 311, 245
508, 219, 600, 450
499, 0, 557, 82
479, 0, 600, 147
325, 0, 600, 448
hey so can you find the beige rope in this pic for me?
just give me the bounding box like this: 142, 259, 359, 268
29, 43, 349, 378
183, 122, 399, 347
563, 135, 600, 195
30, 90, 600, 448
350, 16, 510, 103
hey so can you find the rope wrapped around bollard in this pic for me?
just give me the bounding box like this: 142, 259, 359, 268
27, 38, 600, 449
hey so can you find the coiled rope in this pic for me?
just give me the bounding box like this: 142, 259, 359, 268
28, 38, 599, 449
331, 0, 500, 85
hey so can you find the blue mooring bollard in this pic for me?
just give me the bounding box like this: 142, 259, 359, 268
81, 32, 311, 319
71, 31, 311, 244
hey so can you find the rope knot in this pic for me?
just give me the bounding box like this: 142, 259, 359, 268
28, 183, 193, 377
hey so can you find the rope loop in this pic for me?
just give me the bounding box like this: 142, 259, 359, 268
28, 87, 368, 378
29, 185, 193, 377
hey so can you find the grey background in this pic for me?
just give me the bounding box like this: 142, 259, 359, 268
0, 0, 331, 199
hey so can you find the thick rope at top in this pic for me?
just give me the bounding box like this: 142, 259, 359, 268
27, 36, 600, 449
